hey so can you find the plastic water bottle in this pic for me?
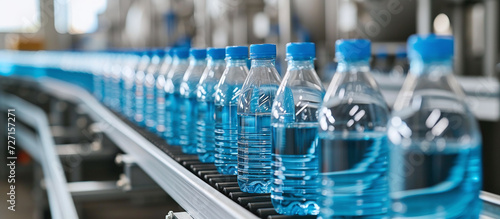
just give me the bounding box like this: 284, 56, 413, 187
92, 52, 106, 101
102, 52, 114, 107
196, 48, 226, 162
178, 48, 207, 153
390, 46, 409, 77
134, 50, 154, 125
317, 39, 391, 217
214, 46, 249, 175
109, 52, 125, 112
121, 51, 141, 120
164, 47, 190, 145
270, 42, 324, 215
388, 34, 482, 218
144, 49, 166, 131
237, 44, 281, 193
373, 46, 390, 74
155, 48, 174, 135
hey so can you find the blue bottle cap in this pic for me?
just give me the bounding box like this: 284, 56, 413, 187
395, 46, 407, 58
226, 46, 248, 59
189, 48, 207, 60
375, 47, 388, 58
130, 50, 142, 56
173, 47, 189, 59
155, 48, 166, 57
147, 49, 156, 57
335, 39, 371, 61
250, 44, 276, 59
134, 49, 147, 57
207, 47, 225, 60
407, 34, 453, 61
167, 47, 175, 57
286, 42, 315, 60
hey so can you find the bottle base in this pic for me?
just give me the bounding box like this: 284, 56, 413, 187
237, 178, 272, 193
271, 198, 319, 216
198, 152, 215, 163
216, 165, 237, 175
181, 145, 197, 154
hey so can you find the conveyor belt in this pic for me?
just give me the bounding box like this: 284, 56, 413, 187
116, 112, 316, 219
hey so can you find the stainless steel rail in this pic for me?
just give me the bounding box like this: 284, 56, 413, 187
0, 92, 79, 219
480, 191, 500, 218
39, 78, 258, 219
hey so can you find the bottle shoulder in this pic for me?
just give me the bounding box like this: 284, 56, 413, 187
393, 73, 467, 111
388, 73, 481, 149
215, 84, 244, 105
388, 106, 481, 152
237, 83, 280, 114
318, 100, 390, 133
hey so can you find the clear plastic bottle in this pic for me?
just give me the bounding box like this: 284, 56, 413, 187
92, 52, 106, 102
237, 44, 281, 193
155, 48, 174, 135
144, 49, 166, 132
270, 42, 324, 215
134, 50, 153, 125
391, 46, 409, 77
388, 34, 482, 218
214, 46, 249, 175
109, 52, 125, 112
121, 51, 141, 120
318, 39, 391, 217
102, 52, 114, 107
196, 48, 226, 162
372, 46, 390, 74
178, 48, 207, 153
164, 47, 190, 145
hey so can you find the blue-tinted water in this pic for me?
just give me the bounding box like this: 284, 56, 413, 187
318, 133, 389, 218
196, 100, 216, 162
390, 143, 482, 218
164, 92, 180, 145
178, 96, 198, 154
155, 80, 166, 135
271, 123, 319, 215
238, 113, 273, 193
93, 73, 103, 101
122, 80, 135, 120
103, 72, 112, 106
134, 80, 145, 126
144, 75, 156, 131
238, 84, 279, 193
109, 74, 122, 112
214, 103, 238, 175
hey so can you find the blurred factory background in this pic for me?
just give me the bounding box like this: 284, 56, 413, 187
0, 0, 499, 218
0, 0, 498, 77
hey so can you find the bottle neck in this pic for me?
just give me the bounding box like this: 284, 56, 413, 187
336, 59, 370, 73
189, 58, 206, 66
208, 58, 225, 66
174, 57, 189, 66
151, 55, 161, 64
409, 58, 453, 76
287, 59, 314, 69
226, 58, 247, 67
251, 58, 275, 67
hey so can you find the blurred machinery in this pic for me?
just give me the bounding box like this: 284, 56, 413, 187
0, 0, 497, 77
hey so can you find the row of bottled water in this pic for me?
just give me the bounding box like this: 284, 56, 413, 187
0, 34, 482, 218
99, 35, 483, 218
